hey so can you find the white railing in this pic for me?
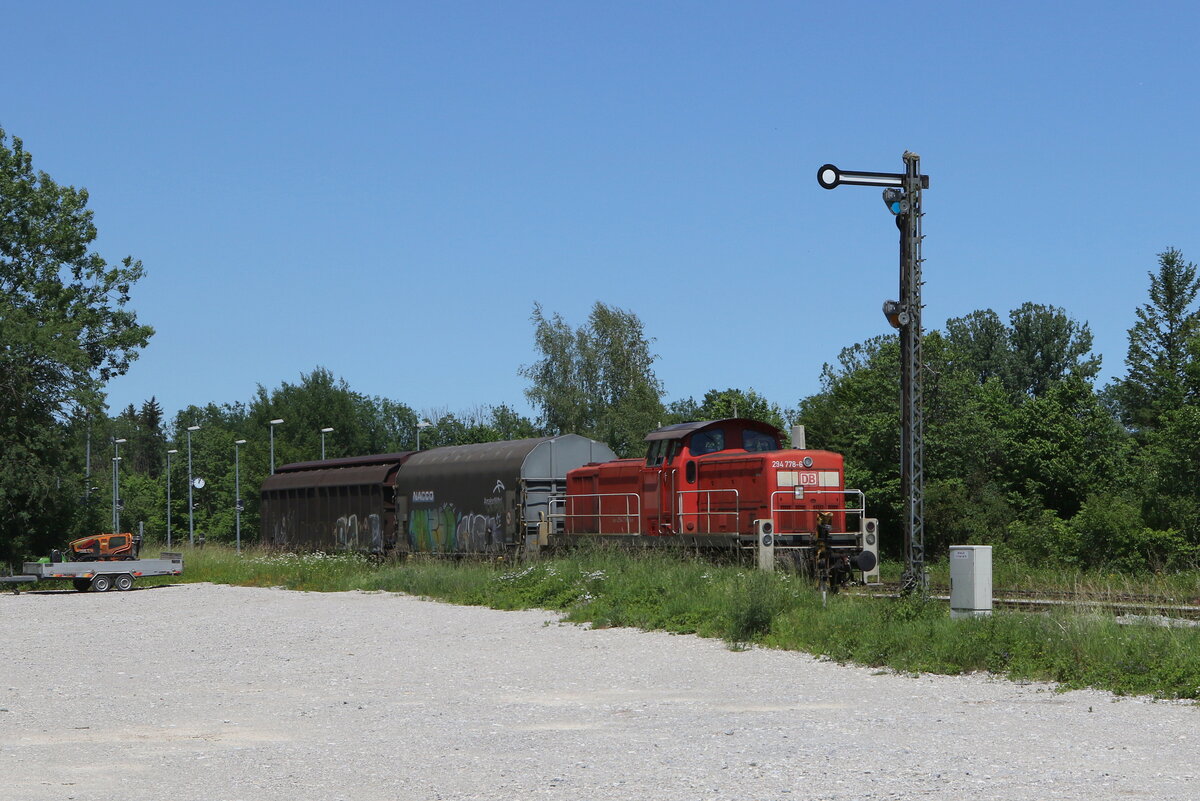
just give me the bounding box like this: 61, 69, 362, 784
675, 488, 740, 534
550, 492, 642, 535
769, 488, 866, 536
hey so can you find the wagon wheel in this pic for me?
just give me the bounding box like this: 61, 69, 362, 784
114, 574, 134, 591
90, 574, 112, 592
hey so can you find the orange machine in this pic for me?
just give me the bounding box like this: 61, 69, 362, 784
67, 533, 140, 561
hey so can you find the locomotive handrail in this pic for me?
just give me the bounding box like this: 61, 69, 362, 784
549, 492, 642, 536
675, 488, 740, 535
768, 488, 867, 537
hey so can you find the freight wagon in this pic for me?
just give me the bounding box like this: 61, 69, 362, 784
260, 436, 617, 556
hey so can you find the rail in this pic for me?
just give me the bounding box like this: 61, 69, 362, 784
550, 492, 642, 535
769, 488, 866, 536
675, 488, 740, 534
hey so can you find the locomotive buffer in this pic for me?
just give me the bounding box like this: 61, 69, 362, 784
818, 153, 929, 594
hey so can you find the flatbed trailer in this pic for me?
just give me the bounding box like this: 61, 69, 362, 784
4, 553, 184, 593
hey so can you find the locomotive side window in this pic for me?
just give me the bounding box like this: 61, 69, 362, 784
690, 429, 725, 455
666, 441, 682, 464
743, 430, 778, 452
646, 440, 666, 466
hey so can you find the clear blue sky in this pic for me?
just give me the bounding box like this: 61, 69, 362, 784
5, 1, 1197, 425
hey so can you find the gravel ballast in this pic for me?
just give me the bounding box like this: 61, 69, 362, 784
1, 582, 1197, 800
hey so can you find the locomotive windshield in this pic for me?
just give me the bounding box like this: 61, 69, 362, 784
647, 440, 685, 465
690, 429, 725, 455
742, 430, 778, 452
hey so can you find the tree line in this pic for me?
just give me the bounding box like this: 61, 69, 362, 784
4, 126, 1199, 572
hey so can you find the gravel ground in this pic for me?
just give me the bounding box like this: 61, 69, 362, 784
1, 582, 1197, 801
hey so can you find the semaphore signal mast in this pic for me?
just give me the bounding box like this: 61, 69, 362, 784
818, 152, 929, 594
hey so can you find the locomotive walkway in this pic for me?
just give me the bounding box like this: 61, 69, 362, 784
1, 583, 1196, 800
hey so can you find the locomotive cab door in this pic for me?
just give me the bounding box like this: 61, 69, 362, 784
641, 467, 665, 534
661, 466, 678, 535
642, 440, 677, 535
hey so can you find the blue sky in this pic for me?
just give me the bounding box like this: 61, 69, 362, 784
5, 1, 1197, 425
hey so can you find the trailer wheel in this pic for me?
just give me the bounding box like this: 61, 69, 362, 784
91, 574, 112, 593
114, 574, 134, 591
73, 578, 91, 592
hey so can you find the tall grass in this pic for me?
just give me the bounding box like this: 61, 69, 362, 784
169, 544, 1200, 700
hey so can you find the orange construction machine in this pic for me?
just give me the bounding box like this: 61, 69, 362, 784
65, 533, 141, 561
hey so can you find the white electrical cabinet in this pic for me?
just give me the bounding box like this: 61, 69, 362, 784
949, 545, 992, 619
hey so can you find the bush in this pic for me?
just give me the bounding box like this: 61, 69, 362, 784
1071, 495, 1197, 573
721, 572, 787, 647
1004, 509, 1082, 565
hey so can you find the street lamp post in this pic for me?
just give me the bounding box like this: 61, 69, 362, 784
269, 419, 284, 474
416, 420, 431, 451
166, 448, 178, 548
112, 438, 126, 533
320, 427, 334, 460
235, 439, 246, 555
187, 425, 200, 547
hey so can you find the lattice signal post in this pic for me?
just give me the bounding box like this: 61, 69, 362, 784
818, 153, 929, 594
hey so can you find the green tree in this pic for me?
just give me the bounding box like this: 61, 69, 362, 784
521, 302, 664, 456
794, 322, 1116, 559
945, 305, 1100, 399
1007, 302, 1100, 397
0, 128, 153, 562
166, 403, 255, 546
944, 309, 1011, 386
667, 387, 787, 434
1005, 375, 1129, 518
794, 335, 904, 546
1115, 248, 1200, 432
1136, 405, 1200, 546
133, 397, 166, 476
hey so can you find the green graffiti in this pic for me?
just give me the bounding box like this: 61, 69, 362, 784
408, 505, 461, 553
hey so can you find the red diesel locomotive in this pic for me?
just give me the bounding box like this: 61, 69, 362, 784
560, 418, 879, 585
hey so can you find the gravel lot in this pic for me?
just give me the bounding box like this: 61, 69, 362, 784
1, 582, 1197, 800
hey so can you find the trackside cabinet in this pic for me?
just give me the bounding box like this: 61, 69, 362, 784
949, 545, 992, 619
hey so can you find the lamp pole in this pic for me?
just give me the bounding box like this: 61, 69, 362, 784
320, 427, 334, 460
187, 425, 200, 546
112, 438, 126, 533
235, 439, 246, 555
269, 418, 284, 474
416, 420, 431, 451
166, 448, 178, 547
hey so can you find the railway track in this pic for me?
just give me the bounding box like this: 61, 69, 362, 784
847, 582, 1200, 621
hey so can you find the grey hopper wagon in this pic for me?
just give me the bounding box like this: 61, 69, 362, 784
393, 435, 616, 555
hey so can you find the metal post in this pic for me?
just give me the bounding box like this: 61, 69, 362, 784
417, 420, 431, 451
818, 153, 930, 594
166, 449, 178, 548
187, 425, 200, 547
85, 422, 92, 530
113, 438, 126, 533
898, 152, 926, 594
269, 419, 284, 474
235, 439, 246, 555
320, 427, 333, 460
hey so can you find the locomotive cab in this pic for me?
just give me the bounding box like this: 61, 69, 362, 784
564, 418, 877, 584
